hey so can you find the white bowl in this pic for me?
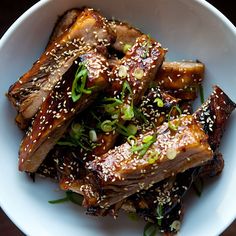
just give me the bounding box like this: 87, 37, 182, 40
0, 0, 236, 235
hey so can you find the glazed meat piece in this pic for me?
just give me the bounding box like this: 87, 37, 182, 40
81, 86, 235, 210
19, 51, 109, 173
82, 115, 213, 208
107, 34, 165, 102
7, 8, 115, 129
154, 61, 205, 100
109, 21, 142, 52
119, 86, 235, 234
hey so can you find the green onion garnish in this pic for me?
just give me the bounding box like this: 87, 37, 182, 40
143, 222, 158, 236
170, 220, 181, 232
121, 104, 134, 120
123, 44, 132, 53
116, 123, 137, 137
134, 67, 144, 80
143, 135, 153, 143
89, 130, 98, 142
127, 135, 137, 146
48, 197, 69, 204
168, 105, 182, 131
131, 134, 157, 158
121, 80, 132, 100
118, 65, 128, 78
154, 98, 164, 108
156, 204, 163, 226
57, 122, 92, 151
100, 120, 116, 132
126, 124, 138, 136
71, 62, 90, 102
49, 191, 83, 206
147, 151, 159, 164
199, 84, 205, 104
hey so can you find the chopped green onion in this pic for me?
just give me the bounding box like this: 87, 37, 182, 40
134, 67, 144, 80
170, 220, 181, 232
147, 151, 159, 164
143, 222, 158, 236
121, 80, 132, 100
121, 104, 134, 120
123, 44, 132, 53
131, 134, 157, 158
89, 130, 98, 142
66, 191, 83, 205
102, 97, 123, 115
48, 191, 83, 206
103, 97, 123, 104
100, 120, 116, 132
168, 105, 182, 131
48, 197, 69, 204
116, 123, 136, 137
199, 84, 205, 104
156, 204, 163, 226
126, 124, 138, 136
118, 65, 128, 78
57, 122, 92, 151
127, 135, 137, 146
143, 135, 154, 143
71, 62, 90, 102
154, 98, 164, 108
166, 148, 177, 160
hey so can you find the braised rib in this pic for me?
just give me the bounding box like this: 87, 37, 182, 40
7, 8, 115, 129
81, 86, 235, 210
19, 51, 109, 172
82, 114, 213, 208
154, 61, 205, 100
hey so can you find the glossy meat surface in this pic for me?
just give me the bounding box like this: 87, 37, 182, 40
82, 115, 212, 208
7, 8, 115, 128
154, 61, 205, 100
19, 51, 109, 172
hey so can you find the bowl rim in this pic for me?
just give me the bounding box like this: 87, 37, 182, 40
0, 0, 235, 235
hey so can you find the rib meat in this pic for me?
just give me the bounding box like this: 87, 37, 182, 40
7, 8, 115, 128
19, 51, 109, 172
82, 114, 213, 208
154, 61, 205, 100
81, 86, 235, 210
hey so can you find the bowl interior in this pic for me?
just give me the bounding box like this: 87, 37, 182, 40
0, 0, 236, 235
